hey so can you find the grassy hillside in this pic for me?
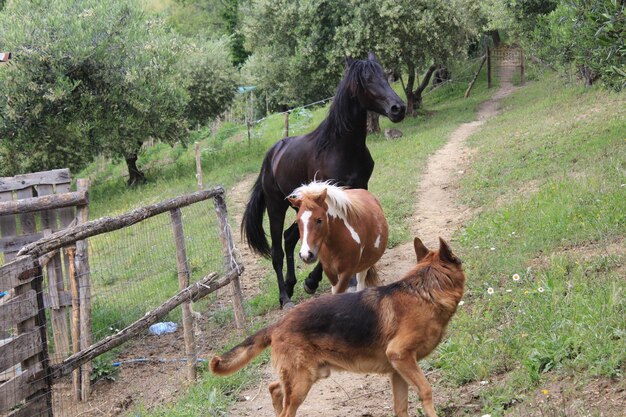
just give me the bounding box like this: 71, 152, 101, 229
79, 65, 624, 416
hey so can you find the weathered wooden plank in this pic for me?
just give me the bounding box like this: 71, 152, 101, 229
18, 187, 225, 258
31, 270, 53, 416
0, 191, 17, 263
41, 290, 71, 309
50, 268, 240, 380
0, 290, 37, 328
5, 393, 51, 417
214, 193, 246, 329
0, 191, 88, 216
0, 256, 37, 293
0, 169, 71, 192
0, 331, 42, 374
0, 365, 45, 413
16, 188, 36, 237
0, 233, 44, 253
66, 246, 81, 399
170, 208, 197, 381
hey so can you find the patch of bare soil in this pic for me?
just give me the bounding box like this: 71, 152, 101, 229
52, 313, 237, 416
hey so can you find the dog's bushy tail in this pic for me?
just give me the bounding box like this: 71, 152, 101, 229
210, 325, 274, 376
365, 265, 381, 287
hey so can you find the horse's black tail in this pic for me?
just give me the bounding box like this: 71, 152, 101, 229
242, 172, 272, 258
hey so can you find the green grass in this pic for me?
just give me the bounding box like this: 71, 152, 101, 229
77, 61, 625, 416
435, 75, 626, 414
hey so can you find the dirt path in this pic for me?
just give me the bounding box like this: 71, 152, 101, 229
228, 70, 518, 417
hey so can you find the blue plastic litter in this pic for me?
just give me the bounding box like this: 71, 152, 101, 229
148, 322, 178, 335
0, 291, 8, 298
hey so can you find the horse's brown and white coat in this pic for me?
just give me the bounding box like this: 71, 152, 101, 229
288, 181, 388, 293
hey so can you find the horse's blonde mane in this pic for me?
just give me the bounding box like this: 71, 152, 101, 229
289, 181, 367, 220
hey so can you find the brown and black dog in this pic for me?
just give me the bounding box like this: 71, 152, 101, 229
211, 237, 465, 417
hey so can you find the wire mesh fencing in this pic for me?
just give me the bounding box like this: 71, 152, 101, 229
1, 185, 244, 417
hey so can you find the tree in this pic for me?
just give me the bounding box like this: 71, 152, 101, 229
241, 0, 479, 115
0, 0, 237, 183
180, 37, 238, 127
335, 0, 479, 116
530, 0, 625, 90
240, 0, 349, 111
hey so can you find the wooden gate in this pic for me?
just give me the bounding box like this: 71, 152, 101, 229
490, 44, 525, 84
0, 257, 52, 416
0, 169, 92, 409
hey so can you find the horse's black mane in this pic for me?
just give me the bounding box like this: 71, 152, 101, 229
313, 59, 382, 151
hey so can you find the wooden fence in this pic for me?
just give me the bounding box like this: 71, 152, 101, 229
0, 170, 92, 404
1, 184, 245, 416
0, 258, 52, 417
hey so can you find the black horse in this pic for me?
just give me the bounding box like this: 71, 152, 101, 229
242, 52, 406, 308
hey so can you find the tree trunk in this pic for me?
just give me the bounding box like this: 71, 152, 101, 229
404, 61, 417, 117
413, 64, 438, 110
366, 112, 380, 134
125, 153, 146, 187
579, 66, 598, 87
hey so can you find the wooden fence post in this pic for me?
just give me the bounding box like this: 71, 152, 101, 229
487, 47, 492, 89
170, 208, 197, 381
465, 54, 487, 98
75, 178, 92, 401
194, 142, 203, 191
283, 111, 290, 138
519, 47, 526, 85
66, 246, 81, 400
213, 193, 245, 329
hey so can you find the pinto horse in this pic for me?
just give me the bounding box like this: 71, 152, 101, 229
242, 53, 405, 308
288, 181, 388, 294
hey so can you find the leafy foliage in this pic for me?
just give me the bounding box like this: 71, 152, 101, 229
531, 0, 625, 90
484, 0, 625, 91
240, 0, 480, 112
0, 0, 236, 178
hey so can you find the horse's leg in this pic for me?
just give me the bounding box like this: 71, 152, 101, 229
334, 272, 353, 294
283, 222, 299, 298
303, 262, 324, 294
356, 269, 368, 291
267, 204, 293, 308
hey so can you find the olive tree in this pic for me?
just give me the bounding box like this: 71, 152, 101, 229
0, 0, 237, 184
336, 0, 479, 116
241, 0, 478, 115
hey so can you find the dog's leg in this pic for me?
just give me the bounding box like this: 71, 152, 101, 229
279, 372, 314, 417
269, 381, 284, 416
386, 346, 437, 417
390, 371, 409, 417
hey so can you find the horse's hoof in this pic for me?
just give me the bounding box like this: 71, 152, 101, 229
282, 302, 296, 311
303, 281, 317, 295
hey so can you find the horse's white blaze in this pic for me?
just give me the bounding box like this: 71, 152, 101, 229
299, 210, 313, 258
374, 234, 381, 248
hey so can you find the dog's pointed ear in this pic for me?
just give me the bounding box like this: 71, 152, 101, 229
288, 197, 301, 208
367, 51, 378, 62
345, 55, 355, 68
438, 237, 461, 264
413, 237, 429, 262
